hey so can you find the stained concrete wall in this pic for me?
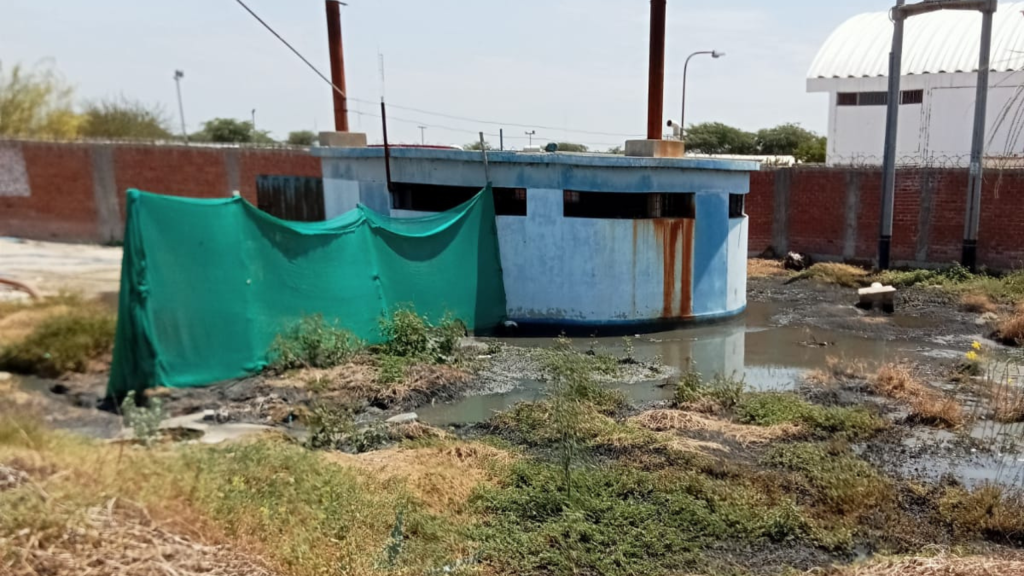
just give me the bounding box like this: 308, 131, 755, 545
317, 148, 757, 327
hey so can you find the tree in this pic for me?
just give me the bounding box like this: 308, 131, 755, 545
603, 146, 624, 155
463, 140, 494, 151
755, 123, 822, 157
191, 118, 274, 144
548, 142, 589, 153
287, 130, 317, 146
684, 122, 757, 155
795, 135, 827, 163
0, 62, 80, 138
80, 96, 172, 140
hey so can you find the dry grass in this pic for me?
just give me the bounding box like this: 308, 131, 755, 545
790, 263, 871, 288
1, 497, 277, 576
629, 409, 804, 445
326, 442, 512, 515
994, 309, 1024, 346
805, 357, 869, 389
286, 360, 472, 407
961, 292, 997, 314
872, 363, 964, 429
813, 552, 1024, 575
748, 258, 790, 279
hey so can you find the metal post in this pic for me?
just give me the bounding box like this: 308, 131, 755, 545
878, 0, 905, 270
480, 132, 491, 185
526, 130, 535, 147
418, 125, 426, 145
326, 0, 349, 132
500, 129, 504, 151
174, 70, 188, 142
962, 6, 995, 271
251, 109, 256, 135
680, 51, 722, 138
381, 100, 393, 193
646, 0, 667, 140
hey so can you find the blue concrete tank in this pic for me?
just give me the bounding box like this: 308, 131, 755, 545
314, 147, 758, 330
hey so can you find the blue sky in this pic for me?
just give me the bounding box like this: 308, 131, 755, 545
3, 0, 897, 149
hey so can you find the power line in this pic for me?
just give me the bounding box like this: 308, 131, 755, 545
232, 0, 346, 99
230, 0, 630, 147
347, 97, 644, 138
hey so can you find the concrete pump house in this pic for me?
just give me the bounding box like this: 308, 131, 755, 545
314, 146, 759, 329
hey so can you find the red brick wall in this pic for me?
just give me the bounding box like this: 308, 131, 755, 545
0, 140, 320, 242
1, 142, 97, 241
749, 166, 1024, 270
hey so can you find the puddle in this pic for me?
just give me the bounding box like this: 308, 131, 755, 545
419, 302, 960, 427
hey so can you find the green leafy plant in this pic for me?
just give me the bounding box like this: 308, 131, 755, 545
267, 314, 360, 372
377, 354, 409, 385
120, 391, 166, 445
303, 402, 354, 450
380, 307, 465, 363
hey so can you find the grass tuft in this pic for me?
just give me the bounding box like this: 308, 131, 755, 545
0, 303, 116, 377
267, 314, 360, 372
788, 263, 871, 288
736, 392, 884, 440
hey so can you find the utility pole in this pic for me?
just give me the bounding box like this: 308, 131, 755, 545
251, 109, 257, 136
878, 0, 906, 270
174, 70, 188, 142
525, 130, 535, 146
325, 0, 349, 132
418, 125, 426, 145
963, 4, 996, 271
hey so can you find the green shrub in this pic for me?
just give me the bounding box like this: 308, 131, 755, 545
267, 314, 360, 371
0, 307, 116, 377
303, 402, 355, 450
120, 390, 166, 445
672, 369, 744, 410
376, 354, 409, 384
380, 307, 466, 363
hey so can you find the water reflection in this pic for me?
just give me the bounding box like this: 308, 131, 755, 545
419, 302, 957, 426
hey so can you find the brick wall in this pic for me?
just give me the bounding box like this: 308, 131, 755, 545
0, 139, 321, 243
748, 165, 1024, 270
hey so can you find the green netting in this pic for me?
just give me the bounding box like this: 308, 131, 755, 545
108, 187, 507, 396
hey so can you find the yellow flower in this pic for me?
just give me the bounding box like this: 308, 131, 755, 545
966, 351, 979, 362
972, 341, 982, 351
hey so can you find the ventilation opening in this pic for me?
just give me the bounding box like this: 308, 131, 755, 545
563, 191, 695, 219
837, 90, 924, 107
729, 194, 745, 218
390, 184, 527, 216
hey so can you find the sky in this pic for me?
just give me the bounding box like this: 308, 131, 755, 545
3, 0, 898, 149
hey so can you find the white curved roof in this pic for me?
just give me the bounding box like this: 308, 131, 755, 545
808, 2, 1024, 79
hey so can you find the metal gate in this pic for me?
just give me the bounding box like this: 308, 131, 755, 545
256, 175, 325, 222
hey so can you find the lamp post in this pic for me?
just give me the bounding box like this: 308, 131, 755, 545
174, 70, 188, 142
680, 50, 724, 139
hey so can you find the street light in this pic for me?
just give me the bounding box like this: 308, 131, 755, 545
174, 70, 188, 142
680, 50, 725, 139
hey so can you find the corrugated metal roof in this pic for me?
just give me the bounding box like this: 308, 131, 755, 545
808, 2, 1024, 79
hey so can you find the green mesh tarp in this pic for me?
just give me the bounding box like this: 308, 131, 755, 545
108, 187, 507, 396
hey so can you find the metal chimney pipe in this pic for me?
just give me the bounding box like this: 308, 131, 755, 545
646, 0, 667, 140
326, 0, 349, 132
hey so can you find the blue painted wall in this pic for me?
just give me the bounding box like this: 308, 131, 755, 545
318, 148, 755, 327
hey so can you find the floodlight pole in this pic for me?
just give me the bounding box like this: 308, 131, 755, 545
877, 0, 997, 271
962, 4, 996, 272
878, 0, 905, 271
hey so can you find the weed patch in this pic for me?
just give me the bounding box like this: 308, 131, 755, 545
380, 307, 464, 363
762, 443, 892, 519
471, 460, 809, 576
872, 363, 965, 429
938, 484, 1024, 547
994, 309, 1024, 346
736, 392, 883, 440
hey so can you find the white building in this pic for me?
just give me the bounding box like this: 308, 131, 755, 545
807, 3, 1024, 166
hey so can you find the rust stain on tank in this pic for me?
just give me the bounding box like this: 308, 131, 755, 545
653, 219, 694, 318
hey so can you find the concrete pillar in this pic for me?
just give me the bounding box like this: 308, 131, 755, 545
225, 150, 241, 198
843, 172, 861, 260
771, 168, 791, 255
90, 146, 122, 243
916, 170, 936, 264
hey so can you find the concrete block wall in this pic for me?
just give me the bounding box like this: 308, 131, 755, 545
748, 166, 1024, 270
0, 139, 321, 243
